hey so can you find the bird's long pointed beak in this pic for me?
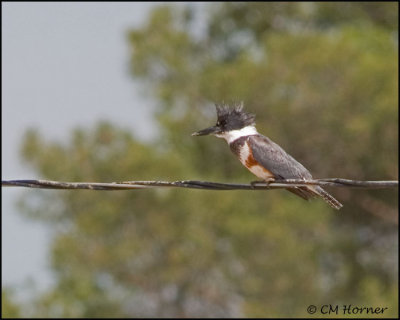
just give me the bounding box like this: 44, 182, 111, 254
192, 126, 221, 136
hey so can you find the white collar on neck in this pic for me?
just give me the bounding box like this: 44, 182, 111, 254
215, 126, 258, 144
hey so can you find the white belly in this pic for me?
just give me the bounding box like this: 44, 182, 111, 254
247, 165, 275, 180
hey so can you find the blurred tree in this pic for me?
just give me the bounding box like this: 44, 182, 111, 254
14, 2, 398, 318
2, 289, 21, 318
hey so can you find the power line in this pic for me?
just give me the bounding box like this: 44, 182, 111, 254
2, 178, 398, 190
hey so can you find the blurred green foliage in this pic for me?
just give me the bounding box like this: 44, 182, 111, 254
9, 2, 398, 318
2, 289, 21, 318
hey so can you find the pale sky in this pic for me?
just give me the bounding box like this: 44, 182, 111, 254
2, 2, 167, 298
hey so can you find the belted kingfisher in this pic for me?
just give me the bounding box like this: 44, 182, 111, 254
192, 103, 343, 210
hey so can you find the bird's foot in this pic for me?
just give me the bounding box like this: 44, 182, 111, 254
250, 178, 275, 189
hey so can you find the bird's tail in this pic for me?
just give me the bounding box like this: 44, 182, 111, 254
287, 186, 343, 210
314, 186, 343, 210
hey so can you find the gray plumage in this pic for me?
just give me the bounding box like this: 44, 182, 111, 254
249, 134, 342, 209
249, 134, 312, 180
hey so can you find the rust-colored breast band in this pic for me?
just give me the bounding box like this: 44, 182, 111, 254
245, 141, 275, 176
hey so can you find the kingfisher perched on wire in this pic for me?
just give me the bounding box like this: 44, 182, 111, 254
192, 103, 343, 210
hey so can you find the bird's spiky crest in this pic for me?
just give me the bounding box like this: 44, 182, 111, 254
215, 102, 256, 128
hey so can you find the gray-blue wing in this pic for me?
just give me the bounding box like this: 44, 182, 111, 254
248, 135, 342, 208
249, 134, 313, 180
